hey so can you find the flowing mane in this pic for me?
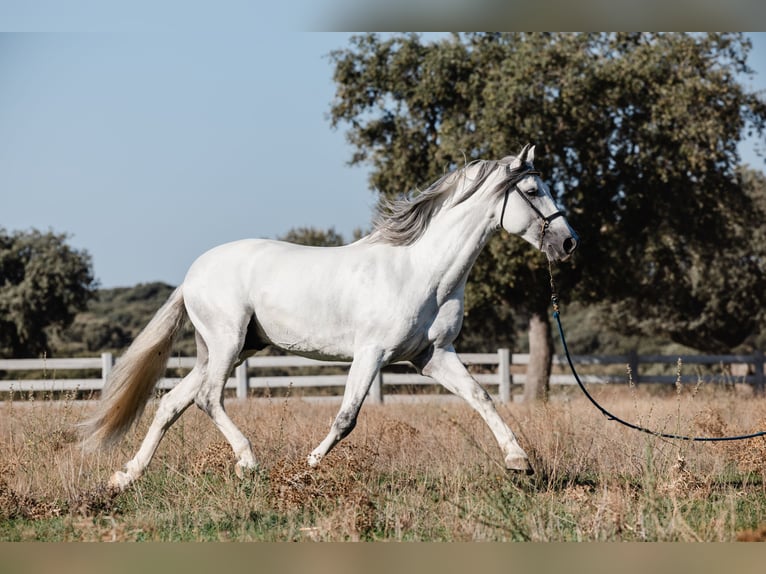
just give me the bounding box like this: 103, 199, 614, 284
370, 158, 519, 246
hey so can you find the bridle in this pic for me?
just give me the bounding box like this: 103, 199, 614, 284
499, 167, 565, 249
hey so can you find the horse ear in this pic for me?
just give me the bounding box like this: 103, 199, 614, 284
520, 143, 531, 161
527, 145, 536, 164
510, 144, 531, 171
511, 144, 532, 170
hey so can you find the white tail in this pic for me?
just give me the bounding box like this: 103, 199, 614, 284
80, 287, 187, 450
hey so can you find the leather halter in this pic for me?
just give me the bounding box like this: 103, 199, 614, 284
499, 167, 564, 249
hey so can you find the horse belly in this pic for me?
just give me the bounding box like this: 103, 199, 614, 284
242, 239, 447, 363
251, 308, 356, 361
250, 281, 430, 363
248, 270, 363, 361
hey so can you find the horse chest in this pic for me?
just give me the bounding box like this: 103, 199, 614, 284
383, 294, 464, 361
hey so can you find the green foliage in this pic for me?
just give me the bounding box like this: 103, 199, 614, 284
278, 226, 347, 247
0, 228, 96, 358
734, 167, 766, 352
329, 32, 766, 353
53, 282, 196, 356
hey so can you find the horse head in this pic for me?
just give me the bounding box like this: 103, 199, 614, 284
498, 144, 579, 261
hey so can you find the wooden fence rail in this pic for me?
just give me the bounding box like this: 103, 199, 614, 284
0, 349, 763, 402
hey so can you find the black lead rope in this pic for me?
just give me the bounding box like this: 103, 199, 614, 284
548, 265, 766, 442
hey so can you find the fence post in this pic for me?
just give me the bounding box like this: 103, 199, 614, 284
369, 370, 383, 404
753, 350, 765, 396
498, 348, 511, 403
101, 352, 114, 388
236, 361, 249, 399
628, 349, 639, 385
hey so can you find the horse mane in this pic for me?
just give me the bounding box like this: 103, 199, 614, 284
370, 157, 518, 246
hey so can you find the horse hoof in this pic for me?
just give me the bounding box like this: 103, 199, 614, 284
235, 460, 258, 479
505, 455, 534, 475
108, 470, 132, 492
307, 453, 322, 468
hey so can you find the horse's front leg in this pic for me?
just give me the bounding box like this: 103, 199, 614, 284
419, 345, 533, 474
307, 347, 385, 467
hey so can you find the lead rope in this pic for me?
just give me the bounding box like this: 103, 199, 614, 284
547, 261, 766, 442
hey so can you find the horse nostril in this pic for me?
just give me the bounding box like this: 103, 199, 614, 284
563, 236, 577, 254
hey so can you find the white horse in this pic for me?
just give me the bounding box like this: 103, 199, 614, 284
83, 144, 578, 491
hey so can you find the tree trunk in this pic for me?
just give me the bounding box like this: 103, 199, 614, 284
524, 311, 552, 403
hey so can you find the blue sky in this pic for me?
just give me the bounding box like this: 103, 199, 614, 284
2, 32, 765, 288
2, 32, 374, 287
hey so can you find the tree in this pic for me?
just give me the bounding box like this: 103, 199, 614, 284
0, 228, 96, 358
53, 282, 193, 356
328, 32, 766, 399
278, 226, 347, 247
733, 166, 766, 352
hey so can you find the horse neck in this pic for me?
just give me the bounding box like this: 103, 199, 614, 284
409, 193, 496, 300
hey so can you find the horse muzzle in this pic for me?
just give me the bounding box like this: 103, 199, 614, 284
545, 230, 579, 262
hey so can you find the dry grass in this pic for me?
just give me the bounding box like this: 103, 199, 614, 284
2, 384, 766, 541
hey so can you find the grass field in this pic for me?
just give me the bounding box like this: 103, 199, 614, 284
2, 383, 766, 542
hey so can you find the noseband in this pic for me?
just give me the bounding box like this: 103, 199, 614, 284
499, 167, 565, 249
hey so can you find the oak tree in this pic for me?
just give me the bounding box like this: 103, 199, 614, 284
0, 228, 96, 357
328, 32, 766, 399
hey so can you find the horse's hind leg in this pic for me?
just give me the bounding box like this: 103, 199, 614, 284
194, 338, 257, 474
109, 348, 206, 491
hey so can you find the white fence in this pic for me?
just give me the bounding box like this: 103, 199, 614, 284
1, 349, 764, 402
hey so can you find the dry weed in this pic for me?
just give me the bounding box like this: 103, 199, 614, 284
191, 441, 237, 476
269, 442, 375, 505
559, 483, 632, 539
692, 405, 766, 475
0, 416, 66, 521
375, 417, 420, 458
736, 524, 766, 541
2, 391, 766, 541
694, 407, 729, 437
69, 484, 118, 517
0, 476, 64, 521
269, 441, 377, 539
657, 454, 704, 497
728, 417, 766, 475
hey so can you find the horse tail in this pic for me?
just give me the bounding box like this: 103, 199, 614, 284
81, 286, 187, 450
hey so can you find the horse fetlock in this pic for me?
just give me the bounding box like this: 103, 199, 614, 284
307, 451, 323, 468
108, 470, 134, 492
